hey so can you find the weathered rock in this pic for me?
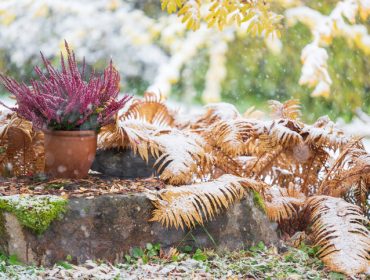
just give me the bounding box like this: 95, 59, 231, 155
91, 149, 157, 178
0, 191, 279, 266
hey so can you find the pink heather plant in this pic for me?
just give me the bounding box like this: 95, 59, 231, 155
0, 41, 131, 131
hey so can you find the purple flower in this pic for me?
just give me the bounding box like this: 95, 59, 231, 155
0, 41, 132, 131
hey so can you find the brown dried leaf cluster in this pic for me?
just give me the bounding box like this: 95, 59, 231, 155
0, 176, 165, 198
0, 110, 44, 176
1, 96, 369, 275
104, 97, 368, 276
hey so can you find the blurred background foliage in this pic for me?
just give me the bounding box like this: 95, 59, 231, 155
0, 0, 369, 123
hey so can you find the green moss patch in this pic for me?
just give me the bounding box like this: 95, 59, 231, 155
251, 190, 266, 214
0, 195, 68, 234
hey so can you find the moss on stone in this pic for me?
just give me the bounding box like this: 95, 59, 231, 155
252, 190, 266, 214
0, 211, 9, 254
0, 212, 6, 237
0, 195, 68, 235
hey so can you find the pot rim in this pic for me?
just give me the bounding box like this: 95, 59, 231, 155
43, 130, 97, 137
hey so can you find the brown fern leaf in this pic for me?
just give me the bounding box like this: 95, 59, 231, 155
253, 119, 303, 150
149, 175, 255, 229
6, 127, 33, 174
206, 119, 255, 157
262, 184, 306, 222
154, 129, 212, 185
191, 103, 240, 129
243, 106, 264, 119
0, 110, 32, 140
301, 116, 349, 149
99, 115, 211, 185
98, 92, 173, 156
123, 92, 175, 127
268, 99, 301, 120
323, 156, 370, 198
318, 139, 369, 197
296, 144, 330, 195
248, 147, 284, 178
0, 112, 44, 176
0, 109, 14, 139
201, 118, 260, 177
210, 150, 247, 178
207, 118, 306, 183
97, 123, 125, 149
353, 178, 369, 210
98, 118, 163, 162
31, 130, 44, 173
305, 196, 370, 275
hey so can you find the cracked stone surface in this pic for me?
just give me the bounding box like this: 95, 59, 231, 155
0, 191, 279, 266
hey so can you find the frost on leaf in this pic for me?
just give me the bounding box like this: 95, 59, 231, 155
305, 196, 370, 275
148, 174, 261, 229
0, 195, 68, 234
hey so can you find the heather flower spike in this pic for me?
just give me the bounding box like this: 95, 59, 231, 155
0, 40, 132, 131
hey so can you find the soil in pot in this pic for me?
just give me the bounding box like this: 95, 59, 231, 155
44, 130, 97, 179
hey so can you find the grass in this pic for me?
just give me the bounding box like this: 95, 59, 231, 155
0, 243, 359, 279
206, 246, 328, 279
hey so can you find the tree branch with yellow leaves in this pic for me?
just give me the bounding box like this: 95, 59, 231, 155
161, 0, 283, 36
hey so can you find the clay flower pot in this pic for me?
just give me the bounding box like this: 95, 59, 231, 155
44, 130, 97, 179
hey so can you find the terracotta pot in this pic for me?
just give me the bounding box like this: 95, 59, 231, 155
44, 130, 97, 179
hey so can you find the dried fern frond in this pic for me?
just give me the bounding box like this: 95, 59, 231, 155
99, 118, 211, 185
0, 110, 32, 140
202, 118, 259, 177
323, 155, 370, 198
0, 109, 14, 139
98, 93, 173, 152
0, 112, 44, 176
301, 116, 349, 149
299, 144, 330, 195
243, 106, 264, 119
253, 119, 303, 150
305, 196, 370, 275
248, 147, 284, 178
268, 99, 301, 120
98, 118, 164, 162
149, 174, 259, 229
192, 102, 240, 129
98, 118, 158, 149
97, 123, 124, 150
123, 92, 175, 127
154, 129, 212, 185
318, 139, 369, 197
211, 149, 246, 178
245, 119, 303, 156
206, 119, 255, 157
262, 184, 306, 222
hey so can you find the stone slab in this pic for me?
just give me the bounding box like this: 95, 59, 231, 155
91, 149, 157, 178
0, 192, 279, 266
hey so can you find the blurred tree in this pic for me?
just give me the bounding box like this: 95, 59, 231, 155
0, 0, 369, 122
220, 23, 370, 122
166, 0, 370, 122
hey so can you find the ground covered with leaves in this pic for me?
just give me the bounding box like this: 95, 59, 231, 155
0, 244, 362, 280
0, 176, 165, 198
